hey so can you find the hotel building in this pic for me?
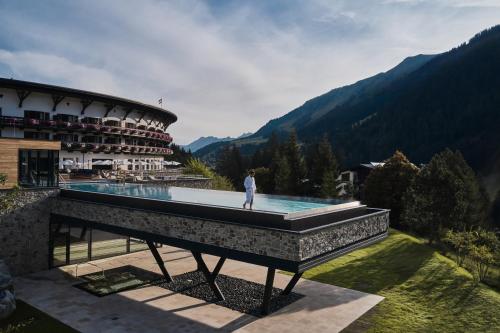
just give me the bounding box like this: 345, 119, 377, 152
0, 78, 177, 188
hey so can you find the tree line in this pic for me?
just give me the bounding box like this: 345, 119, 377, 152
215, 131, 341, 198
363, 149, 499, 284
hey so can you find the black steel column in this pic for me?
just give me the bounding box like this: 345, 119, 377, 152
281, 272, 303, 295
191, 252, 225, 301
261, 268, 275, 315
147, 241, 172, 282
211, 257, 226, 280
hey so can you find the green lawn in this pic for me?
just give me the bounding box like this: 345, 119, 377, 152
298, 230, 500, 333
0, 300, 77, 333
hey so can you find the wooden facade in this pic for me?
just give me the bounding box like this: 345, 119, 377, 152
0, 138, 61, 189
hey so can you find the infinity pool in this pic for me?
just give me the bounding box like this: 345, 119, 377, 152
62, 183, 356, 214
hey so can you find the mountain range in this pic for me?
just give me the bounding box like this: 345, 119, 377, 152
195, 26, 500, 197
183, 133, 252, 152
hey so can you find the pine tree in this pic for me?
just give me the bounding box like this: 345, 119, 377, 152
402, 149, 488, 244
274, 154, 291, 195
320, 169, 337, 198
285, 131, 305, 195
492, 190, 500, 229
216, 145, 244, 190
364, 150, 419, 229
309, 135, 339, 197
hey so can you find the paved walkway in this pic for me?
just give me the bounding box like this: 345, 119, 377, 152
14, 247, 383, 333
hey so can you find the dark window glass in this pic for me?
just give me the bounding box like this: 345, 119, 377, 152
81, 117, 101, 124
18, 149, 59, 187
24, 110, 49, 120
104, 120, 120, 127
53, 114, 79, 123
24, 131, 50, 140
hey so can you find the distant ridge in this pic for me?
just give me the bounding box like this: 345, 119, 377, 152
184, 132, 252, 152
195, 25, 500, 196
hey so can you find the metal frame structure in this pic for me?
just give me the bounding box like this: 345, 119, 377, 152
50, 213, 387, 315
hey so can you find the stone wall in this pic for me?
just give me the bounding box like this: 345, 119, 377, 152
0, 189, 58, 275
51, 198, 301, 261
52, 198, 389, 262
298, 212, 389, 260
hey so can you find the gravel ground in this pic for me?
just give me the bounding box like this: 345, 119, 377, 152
157, 271, 304, 317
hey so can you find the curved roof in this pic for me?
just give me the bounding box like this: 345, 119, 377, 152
0, 77, 177, 123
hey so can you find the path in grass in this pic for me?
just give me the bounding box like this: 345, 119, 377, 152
300, 230, 500, 333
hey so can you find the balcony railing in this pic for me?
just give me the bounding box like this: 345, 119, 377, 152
0, 116, 173, 143
61, 141, 172, 155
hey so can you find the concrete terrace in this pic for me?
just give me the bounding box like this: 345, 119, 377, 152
14, 246, 383, 333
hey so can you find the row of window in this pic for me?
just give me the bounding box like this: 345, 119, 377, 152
23, 131, 168, 147
1, 109, 164, 130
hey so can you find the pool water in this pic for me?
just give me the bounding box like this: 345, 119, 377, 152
62, 183, 349, 214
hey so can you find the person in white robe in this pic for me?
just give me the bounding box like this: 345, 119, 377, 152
243, 170, 256, 209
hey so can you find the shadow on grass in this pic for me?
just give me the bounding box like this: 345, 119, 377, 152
308, 237, 434, 294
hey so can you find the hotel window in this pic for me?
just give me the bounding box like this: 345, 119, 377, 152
104, 137, 119, 144
125, 122, 136, 129
81, 136, 102, 144
54, 134, 78, 142
53, 114, 79, 122
24, 110, 49, 121
81, 117, 102, 124
104, 119, 120, 127
18, 149, 59, 187
24, 131, 50, 140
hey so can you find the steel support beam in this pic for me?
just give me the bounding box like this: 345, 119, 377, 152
281, 272, 303, 295
261, 268, 275, 315
147, 241, 173, 282
211, 257, 226, 280
192, 251, 225, 301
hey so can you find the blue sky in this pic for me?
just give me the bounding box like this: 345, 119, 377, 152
0, 0, 499, 144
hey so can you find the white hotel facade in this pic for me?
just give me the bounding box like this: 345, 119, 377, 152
0, 78, 177, 172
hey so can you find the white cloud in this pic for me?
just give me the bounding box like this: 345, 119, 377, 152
0, 0, 499, 144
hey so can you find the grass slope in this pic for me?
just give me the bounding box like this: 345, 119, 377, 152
300, 230, 500, 333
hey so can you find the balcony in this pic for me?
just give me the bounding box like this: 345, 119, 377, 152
0, 116, 173, 144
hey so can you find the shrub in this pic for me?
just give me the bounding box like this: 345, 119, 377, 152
183, 158, 234, 191
402, 149, 488, 244
469, 244, 495, 282
364, 151, 419, 229
443, 230, 476, 267
0, 173, 7, 185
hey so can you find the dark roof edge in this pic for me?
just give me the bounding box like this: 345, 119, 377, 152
0, 77, 177, 123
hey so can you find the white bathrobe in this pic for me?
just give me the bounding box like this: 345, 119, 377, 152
244, 175, 256, 204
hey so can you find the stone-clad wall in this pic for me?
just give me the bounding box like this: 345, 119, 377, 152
51, 198, 302, 261
52, 198, 389, 262
0, 189, 58, 275
298, 212, 389, 260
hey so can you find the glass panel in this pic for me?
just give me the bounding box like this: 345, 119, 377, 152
18, 149, 59, 187
91, 230, 127, 260
51, 223, 69, 267
129, 238, 149, 253
38, 150, 49, 186
18, 150, 29, 185
69, 226, 90, 264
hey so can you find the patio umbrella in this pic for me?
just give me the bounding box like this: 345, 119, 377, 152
92, 160, 104, 166
62, 160, 74, 166
102, 160, 114, 166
